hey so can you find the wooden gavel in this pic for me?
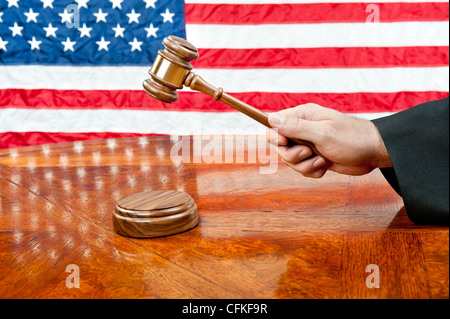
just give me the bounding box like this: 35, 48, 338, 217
143, 35, 321, 157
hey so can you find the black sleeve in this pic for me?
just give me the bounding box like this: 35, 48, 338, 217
372, 97, 449, 225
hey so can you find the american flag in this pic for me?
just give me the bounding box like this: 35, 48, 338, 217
0, 0, 449, 149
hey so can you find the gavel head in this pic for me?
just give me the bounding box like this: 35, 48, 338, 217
143, 35, 199, 103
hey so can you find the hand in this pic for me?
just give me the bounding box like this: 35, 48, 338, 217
266, 103, 392, 178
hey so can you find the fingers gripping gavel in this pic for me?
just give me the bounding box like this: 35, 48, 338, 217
143, 35, 322, 157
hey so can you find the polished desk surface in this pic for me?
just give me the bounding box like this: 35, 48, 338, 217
0, 136, 448, 299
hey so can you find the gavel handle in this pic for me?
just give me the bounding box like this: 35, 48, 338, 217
184, 72, 323, 158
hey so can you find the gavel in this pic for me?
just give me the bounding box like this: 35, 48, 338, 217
143, 35, 322, 157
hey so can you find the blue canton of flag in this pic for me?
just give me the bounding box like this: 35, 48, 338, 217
0, 0, 186, 65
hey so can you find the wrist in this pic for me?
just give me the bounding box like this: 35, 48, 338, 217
369, 121, 392, 168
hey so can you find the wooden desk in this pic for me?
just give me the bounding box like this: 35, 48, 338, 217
0, 136, 448, 299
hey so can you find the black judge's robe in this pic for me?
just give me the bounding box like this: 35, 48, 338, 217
372, 97, 449, 225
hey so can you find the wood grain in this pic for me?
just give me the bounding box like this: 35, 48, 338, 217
0, 135, 447, 299
340, 232, 429, 298
113, 190, 199, 238
117, 190, 193, 213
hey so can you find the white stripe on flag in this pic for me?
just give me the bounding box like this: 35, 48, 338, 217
196, 67, 449, 93
0, 109, 393, 135
1, 66, 448, 93
186, 21, 449, 49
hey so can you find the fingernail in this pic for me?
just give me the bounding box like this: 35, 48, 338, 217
269, 113, 285, 127
298, 149, 307, 159
313, 157, 326, 168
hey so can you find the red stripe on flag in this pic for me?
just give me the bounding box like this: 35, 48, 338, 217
185, 2, 450, 24
176, 91, 450, 113
193, 46, 450, 69
0, 132, 161, 150
0, 89, 148, 109
2, 89, 448, 113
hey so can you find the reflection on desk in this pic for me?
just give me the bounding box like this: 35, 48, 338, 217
0, 136, 448, 299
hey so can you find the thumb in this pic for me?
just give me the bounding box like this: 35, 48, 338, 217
268, 112, 321, 144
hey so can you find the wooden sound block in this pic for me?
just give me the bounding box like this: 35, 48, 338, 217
113, 190, 199, 238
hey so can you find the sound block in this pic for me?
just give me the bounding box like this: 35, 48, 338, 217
113, 190, 198, 238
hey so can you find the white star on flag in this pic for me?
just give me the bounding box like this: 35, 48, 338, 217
110, 0, 123, 9
0, 37, 8, 51
94, 9, 108, 23
61, 37, 76, 52
126, 9, 141, 24
144, 0, 157, 9
9, 22, 24, 37
28, 37, 42, 50
43, 23, 58, 38
7, 0, 20, 8
112, 24, 125, 38
129, 37, 143, 52
0, 12, 4, 23
78, 24, 93, 38
40, 0, 54, 9
24, 8, 40, 23
161, 8, 174, 23
59, 9, 73, 24
96, 37, 110, 51
145, 24, 158, 38
75, 0, 89, 9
